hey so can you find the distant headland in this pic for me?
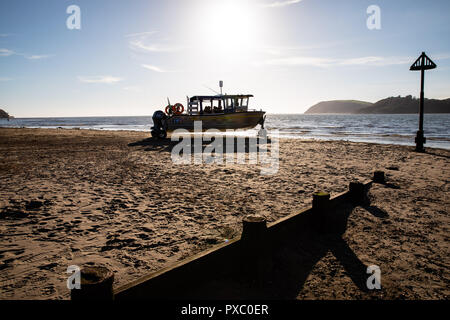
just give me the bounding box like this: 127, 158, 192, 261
0, 109, 13, 119
304, 96, 450, 114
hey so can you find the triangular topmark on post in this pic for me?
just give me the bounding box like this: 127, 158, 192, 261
410, 52, 437, 71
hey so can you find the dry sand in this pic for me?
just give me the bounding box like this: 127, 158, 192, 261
0, 127, 448, 299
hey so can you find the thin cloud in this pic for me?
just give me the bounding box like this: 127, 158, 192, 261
0, 48, 15, 56
257, 56, 335, 67
141, 64, 166, 73
339, 56, 385, 66
262, 45, 327, 56
127, 30, 181, 53
433, 53, 450, 60
0, 49, 54, 60
257, 55, 416, 67
262, 0, 302, 8
340, 56, 414, 66
0, 77, 12, 81
78, 76, 123, 84
260, 39, 358, 56
125, 31, 157, 38
0, 34, 12, 37
130, 39, 181, 53
26, 54, 54, 60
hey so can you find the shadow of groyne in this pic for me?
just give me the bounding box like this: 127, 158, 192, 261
109, 180, 384, 300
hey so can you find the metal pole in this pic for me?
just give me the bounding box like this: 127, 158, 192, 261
419, 57, 425, 132
415, 53, 426, 152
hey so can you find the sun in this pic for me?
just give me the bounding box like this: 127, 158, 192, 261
193, 0, 262, 55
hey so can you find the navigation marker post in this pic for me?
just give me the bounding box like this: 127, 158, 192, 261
409, 52, 437, 152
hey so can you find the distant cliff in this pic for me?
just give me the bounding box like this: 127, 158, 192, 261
0, 109, 11, 119
305, 96, 450, 114
304, 100, 373, 114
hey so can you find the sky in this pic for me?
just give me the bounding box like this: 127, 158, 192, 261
0, 0, 449, 117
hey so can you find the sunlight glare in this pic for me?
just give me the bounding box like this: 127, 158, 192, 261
194, 0, 261, 56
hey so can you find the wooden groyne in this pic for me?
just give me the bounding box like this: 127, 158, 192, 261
71, 172, 384, 300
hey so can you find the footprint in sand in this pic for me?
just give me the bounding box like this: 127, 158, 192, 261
38, 262, 58, 271
136, 233, 150, 240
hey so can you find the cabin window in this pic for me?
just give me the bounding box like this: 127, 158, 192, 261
211, 100, 218, 108
225, 98, 231, 109
203, 100, 212, 113
212, 100, 223, 113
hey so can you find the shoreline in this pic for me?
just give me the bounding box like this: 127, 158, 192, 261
4, 112, 450, 118
0, 127, 449, 299
0, 127, 449, 151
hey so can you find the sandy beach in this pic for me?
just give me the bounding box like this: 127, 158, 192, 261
0, 127, 448, 300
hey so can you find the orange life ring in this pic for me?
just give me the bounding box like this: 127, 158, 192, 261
165, 105, 175, 115
173, 103, 184, 115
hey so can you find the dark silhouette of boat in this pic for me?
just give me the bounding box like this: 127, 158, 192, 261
151, 83, 266, 138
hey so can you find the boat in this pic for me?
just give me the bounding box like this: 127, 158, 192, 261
151, 82, 266, 138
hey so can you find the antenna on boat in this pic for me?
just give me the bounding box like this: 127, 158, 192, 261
203, 84, 220, 95
167, 97, 171, 106
219, 80, 223, 95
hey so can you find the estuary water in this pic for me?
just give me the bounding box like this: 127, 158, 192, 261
1, 113, 449, 150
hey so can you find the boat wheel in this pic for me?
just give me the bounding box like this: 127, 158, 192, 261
151, 129, 167, 139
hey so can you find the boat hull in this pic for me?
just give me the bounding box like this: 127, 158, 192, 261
166, 111, 265, 132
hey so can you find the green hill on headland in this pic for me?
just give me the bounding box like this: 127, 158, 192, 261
0, 109, 11, 119
304, 96, 450, 114
304, 100, 373, 114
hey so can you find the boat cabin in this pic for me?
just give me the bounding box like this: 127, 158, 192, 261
186, 94, 254, 115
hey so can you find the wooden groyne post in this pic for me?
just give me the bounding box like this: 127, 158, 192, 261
349, 181, 365, 204
70, 265, 114, 300
312, 192, 331, 233
240, 215, 271, 285
373, 170, 385, 184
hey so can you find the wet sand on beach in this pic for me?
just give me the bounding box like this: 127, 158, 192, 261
0, 128, 448, 299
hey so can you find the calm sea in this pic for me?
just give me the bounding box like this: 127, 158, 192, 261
1, 114, 449, 150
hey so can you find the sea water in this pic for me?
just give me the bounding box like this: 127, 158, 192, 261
1, 114, 449, 150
